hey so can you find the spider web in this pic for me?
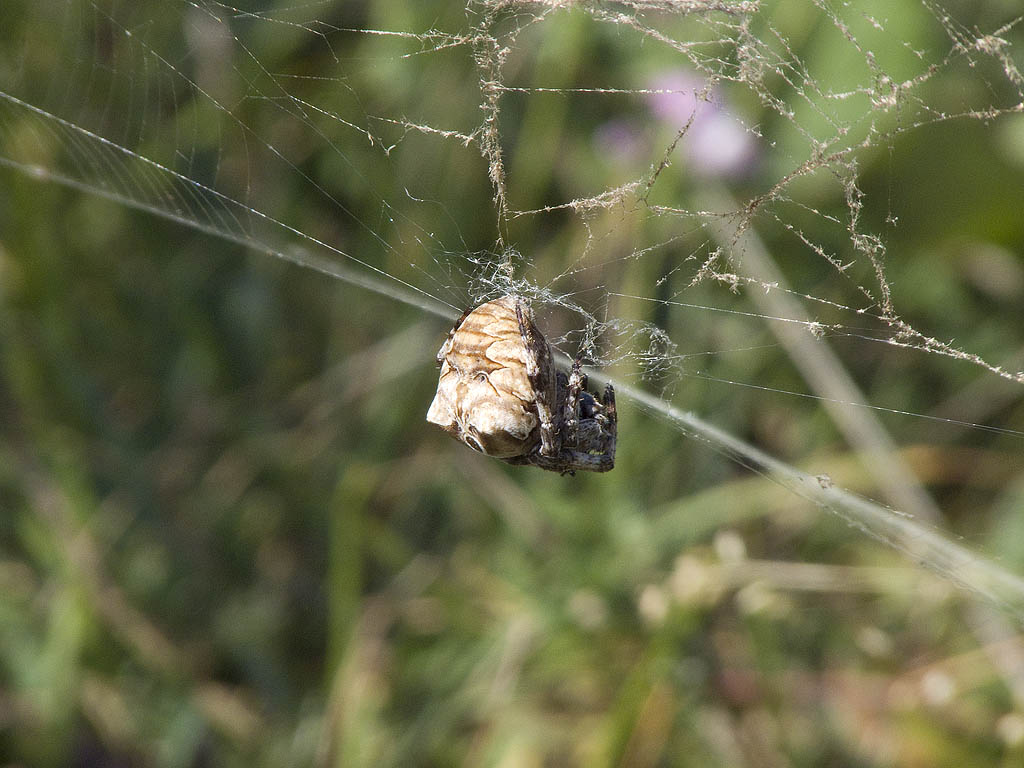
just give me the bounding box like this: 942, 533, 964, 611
2, 0, 1024, 610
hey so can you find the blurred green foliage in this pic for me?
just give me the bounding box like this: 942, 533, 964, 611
2, 1, 1024, 766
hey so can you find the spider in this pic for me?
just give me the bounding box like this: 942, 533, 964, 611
426, 295, 616, 473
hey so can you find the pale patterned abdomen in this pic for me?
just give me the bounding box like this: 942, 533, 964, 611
426, 296, 541, 458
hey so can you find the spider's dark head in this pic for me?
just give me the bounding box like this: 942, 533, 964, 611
579, 391, 599, 419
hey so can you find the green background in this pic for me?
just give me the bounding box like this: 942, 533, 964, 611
1, 0, 1024, 765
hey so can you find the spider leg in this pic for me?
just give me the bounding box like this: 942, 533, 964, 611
527, 450, 612, 474
565, 359, 583, 449
515, 299, 559, 458
601, 383, 617, 459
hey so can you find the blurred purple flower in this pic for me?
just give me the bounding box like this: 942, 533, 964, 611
648, 71, 705, 125
647, 71, 758, 180
593, 117, 646, 168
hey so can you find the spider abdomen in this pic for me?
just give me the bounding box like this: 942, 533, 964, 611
426, 296, 541, 458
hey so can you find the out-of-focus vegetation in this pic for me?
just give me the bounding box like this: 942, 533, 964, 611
2, 1, 1024, 766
